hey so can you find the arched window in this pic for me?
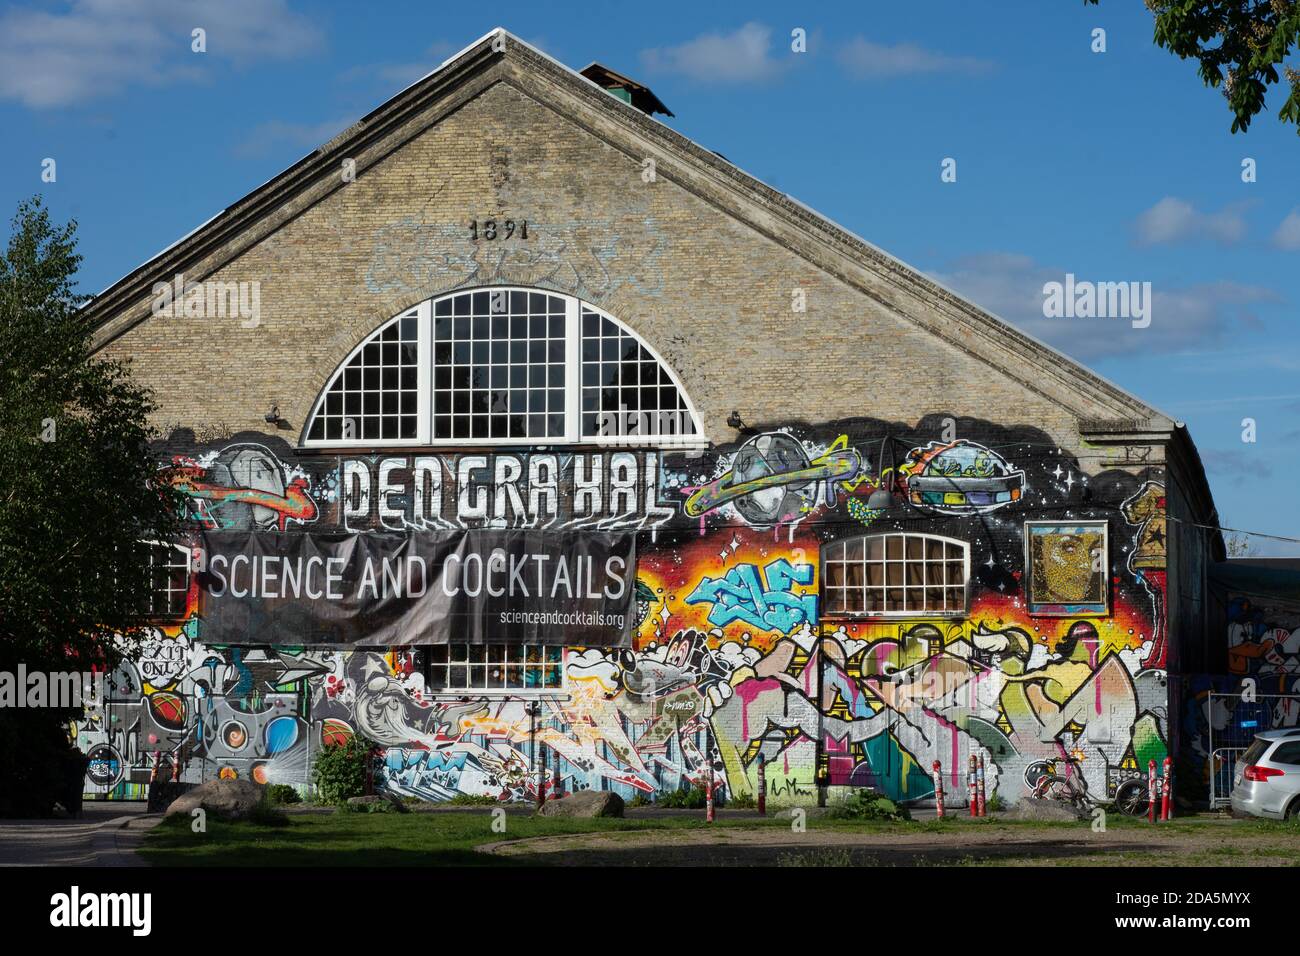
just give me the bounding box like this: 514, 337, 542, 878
821, 533, 969, 616
303, 288, 704, 447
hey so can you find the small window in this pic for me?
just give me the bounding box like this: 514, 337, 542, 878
140, 541, 190, 619
821, 533, 968, 616
420, 644, 564, 693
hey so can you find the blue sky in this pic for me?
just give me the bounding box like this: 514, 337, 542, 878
4, 0, 1298, 554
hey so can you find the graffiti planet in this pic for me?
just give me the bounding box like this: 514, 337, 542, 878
221, 721, 249, 750
321, 718, 354, 748
85, 744, 123, 788
148, 691, 187, 729
685, 432, 861, 525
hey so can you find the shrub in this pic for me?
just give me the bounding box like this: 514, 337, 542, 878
627, 793, 652, 808
265, 784, 301, 806
824, 790, 911, 821
986, 792, 1007, 813
444, 793, 500, 806
657, 786, 708, 809
312, 736, 374, 805
725, 791, 757, 810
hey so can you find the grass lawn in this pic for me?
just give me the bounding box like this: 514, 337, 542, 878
139, 806, 1300, 867
139, 809, 788, 866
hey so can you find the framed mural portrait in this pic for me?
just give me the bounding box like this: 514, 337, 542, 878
1024, 521, 1109, 616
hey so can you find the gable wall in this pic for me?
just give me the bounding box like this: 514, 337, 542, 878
78, 71, 1180, 808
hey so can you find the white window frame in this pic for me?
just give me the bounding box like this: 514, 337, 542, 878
821, 532, 971, 619
420, 643, 569, 698
301, 288, 706, 449
140, 539, 192, 620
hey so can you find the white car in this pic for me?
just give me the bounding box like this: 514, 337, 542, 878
1230, 729, 1300, 820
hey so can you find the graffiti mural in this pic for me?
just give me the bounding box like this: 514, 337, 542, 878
77, 419, 1172, 808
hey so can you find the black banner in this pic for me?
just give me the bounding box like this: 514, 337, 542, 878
196, 530, 636, 647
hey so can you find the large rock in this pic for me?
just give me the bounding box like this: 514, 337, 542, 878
1004, 797, 1088, 822
536, 790, 624, 818
164, 779, 265, 821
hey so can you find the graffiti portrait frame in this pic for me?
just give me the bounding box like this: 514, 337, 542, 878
1023, 521, 1109, 616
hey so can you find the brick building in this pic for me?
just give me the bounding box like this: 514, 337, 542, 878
78, 29, 1229, 808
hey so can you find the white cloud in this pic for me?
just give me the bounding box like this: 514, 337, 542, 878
1133, 197, 1247, 246
928, 251, 1279, 360
836, 37, 994, 78
640, 22, 788, 84
0, 0, 324, 109
1272, 208, 1300, 251
233, 115, 357, 158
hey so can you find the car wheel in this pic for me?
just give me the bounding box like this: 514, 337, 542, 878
1286, 798, 1300, 821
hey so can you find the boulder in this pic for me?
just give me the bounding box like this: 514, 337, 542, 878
1004, 797, 1088, 822
536, 789, 624, 818
164, 779, 265, 821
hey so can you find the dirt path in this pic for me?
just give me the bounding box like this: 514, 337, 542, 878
478, 822, 1300, 867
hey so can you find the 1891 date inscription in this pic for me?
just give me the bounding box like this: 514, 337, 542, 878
469, 219, 529, 240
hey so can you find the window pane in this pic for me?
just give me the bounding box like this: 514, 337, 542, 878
578, 305, 696, 439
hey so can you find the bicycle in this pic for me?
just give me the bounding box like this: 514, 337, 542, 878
1029, 749, 1096, 812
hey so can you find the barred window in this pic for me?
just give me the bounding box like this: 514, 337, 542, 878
421, 644, 564, 692
302, 288, 703, 447
141, 541, 190, 619
433, 290, 567, 441
305, 309, 420, 443
580, 305, 698, 440
822, 534, 968, 616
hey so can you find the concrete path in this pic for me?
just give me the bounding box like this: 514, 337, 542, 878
0, 802, 158, 867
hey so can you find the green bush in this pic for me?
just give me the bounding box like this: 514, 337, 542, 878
725, 791, 757, 810
265, 784, 301, 805
345, 798, 396, 814
986, 792, 1007, 813
312, 736, 374, 805
627, 793, 652, 808
657, 786, 708, 809
444, 793, 499, 806
824, 790, 911, 821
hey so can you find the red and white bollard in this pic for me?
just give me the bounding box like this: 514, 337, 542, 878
171, 754, 181, 783
1161, 757, 1173, 821
756, 756, 767, 817
968, 755, 978, 815
149, 749, 161, 785
932, 760, 946, 818
976, 755, 987, 817
705, 772, 715, 823
1148, 759, 1157, 823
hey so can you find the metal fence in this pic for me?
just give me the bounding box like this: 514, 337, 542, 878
1207, 692, 1300, 808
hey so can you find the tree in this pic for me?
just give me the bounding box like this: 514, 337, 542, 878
0, 197, 183, 816
1087, 1, 1300, 134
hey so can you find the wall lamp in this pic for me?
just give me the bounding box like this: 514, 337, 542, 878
264, 404, 283, 426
